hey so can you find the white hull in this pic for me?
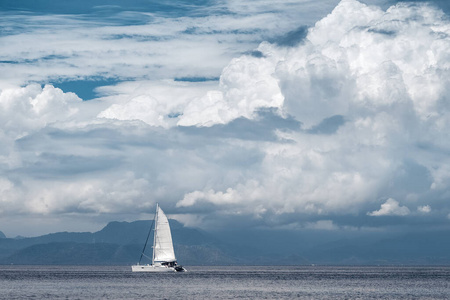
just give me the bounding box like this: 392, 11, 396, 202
132, 264, 177, 272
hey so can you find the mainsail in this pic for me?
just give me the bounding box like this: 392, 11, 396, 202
152, 205, 176, 263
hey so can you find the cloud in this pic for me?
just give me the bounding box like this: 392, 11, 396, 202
99, 44, 286, 128
173, 0, 450, 223
2, 0, 450, 236
0, 0, 339, 90
133, 0, 443, 131
0, 84, 81, 136
304, 220, 339, 230
368, 198, 411, 216
176, 180, 265, 208
0, 84, 82, 171
417, 205, 431, 213
96, 79, 217, 127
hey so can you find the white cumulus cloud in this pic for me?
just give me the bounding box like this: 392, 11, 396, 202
0, 84, 81, 138
162, 0, 449, 131
368, 198, 410, 216
174, 0, 450, 222
417, 205, 431, 213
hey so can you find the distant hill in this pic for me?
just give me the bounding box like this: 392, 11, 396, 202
0, 220, 236, 265
0, 231, 5, 239
211, 227, 450, 265
1, 221, 450, 265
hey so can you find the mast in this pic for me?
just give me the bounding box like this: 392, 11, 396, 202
152, 203, 159, 265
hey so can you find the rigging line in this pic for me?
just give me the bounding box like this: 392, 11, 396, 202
139, 217, 155, 264
141, 252, 152, 261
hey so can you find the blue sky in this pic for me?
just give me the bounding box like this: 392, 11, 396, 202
1, 0, 450, 237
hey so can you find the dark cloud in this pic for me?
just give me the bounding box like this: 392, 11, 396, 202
178, 108, 301, 141
247, 50, 265, 58
389, 160, 432, 194
307, 115, 346, 135
182, 27, 263, 35
174, 77, 220, 82
270, 26, 309, 47
367, 28, 397, 36
14, 153, 122, 180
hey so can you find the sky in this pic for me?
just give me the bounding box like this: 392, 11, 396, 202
1, 0, 450, 237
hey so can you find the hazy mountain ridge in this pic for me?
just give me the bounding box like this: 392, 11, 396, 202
1, 221, 450, 265
0, 220, 237, 265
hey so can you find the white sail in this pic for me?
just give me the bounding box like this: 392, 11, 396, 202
153, 205, 176, 263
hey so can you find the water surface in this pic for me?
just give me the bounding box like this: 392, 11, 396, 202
0, 265, 449, 299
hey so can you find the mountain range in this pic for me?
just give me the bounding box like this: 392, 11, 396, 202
1, 221, 450, 265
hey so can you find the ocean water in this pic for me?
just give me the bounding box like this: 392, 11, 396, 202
0, 265, 449, 299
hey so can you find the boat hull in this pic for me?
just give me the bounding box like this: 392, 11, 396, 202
131, 265, 185, 272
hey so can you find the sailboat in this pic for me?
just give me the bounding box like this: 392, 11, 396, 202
131, 203, 186, 272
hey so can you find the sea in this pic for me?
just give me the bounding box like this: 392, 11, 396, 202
0, 265, 449, 299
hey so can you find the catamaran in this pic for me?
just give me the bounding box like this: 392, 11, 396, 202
131, 203, 186, 272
